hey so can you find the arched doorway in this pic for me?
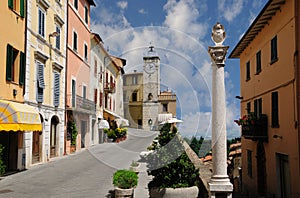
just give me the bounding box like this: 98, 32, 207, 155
50, 116, 59, 158
32, 114, 43, 164
257, 141, 267, 196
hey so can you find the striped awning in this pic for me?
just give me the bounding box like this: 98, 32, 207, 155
0, 100, 42, 131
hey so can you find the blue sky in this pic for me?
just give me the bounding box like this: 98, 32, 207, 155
90, 0, 268, 139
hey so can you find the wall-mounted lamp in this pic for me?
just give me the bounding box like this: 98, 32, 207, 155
273, 134, 283, 139
49, 31, 60, 37
235, 96, 243, 100
13, 89, 17, 97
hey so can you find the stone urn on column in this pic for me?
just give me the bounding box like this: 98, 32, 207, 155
208, 22, 233, 198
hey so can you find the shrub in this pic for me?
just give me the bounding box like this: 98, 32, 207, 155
113, 169, 138, 189
147, 123, 200, 189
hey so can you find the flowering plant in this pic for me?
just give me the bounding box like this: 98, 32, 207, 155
234, 113, 257, 126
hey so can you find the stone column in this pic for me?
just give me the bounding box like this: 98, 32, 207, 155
208, 22, 233, 198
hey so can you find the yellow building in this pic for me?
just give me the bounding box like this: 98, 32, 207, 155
24, 0, 67, 165
229, 0, 300, 197
0, 0, 42, 172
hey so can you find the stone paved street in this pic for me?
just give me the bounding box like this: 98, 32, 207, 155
0, 128, 157, 198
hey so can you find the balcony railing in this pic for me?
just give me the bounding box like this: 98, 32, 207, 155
66, 94, 96, 113
158, 94, 176, 101
104, 82, 115, 93
242, 114, 268, 141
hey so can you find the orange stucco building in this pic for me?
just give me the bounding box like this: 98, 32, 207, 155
65, 0, 96, 153
230, 0, 300, 197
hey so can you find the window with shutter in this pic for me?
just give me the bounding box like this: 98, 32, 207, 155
74, 0, 78, 10
83, 85, 87, 99
20, 0, 25, 17
38, 8, 45, 37
256, 51, 261, 74
19, 52, 25, 85
271, 36, 278, 63
84, 6, 88, 24
271, 92, 279, 127
8, 0, 14, 9
55, 26, 60, 50
254, 98, 262, 118
6, 44, 13, 81
53, 72, 60, 107
73, 31, 78, 51
72, 79, 76, 107
246, 61, 250, 81
37, 63, 45, 103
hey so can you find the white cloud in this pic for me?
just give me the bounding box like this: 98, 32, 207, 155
218, 0, 244, 22
91, 0, 241, 138
163, 0, 208, 40
138, 9, 147, 14
117, 1, 128, 10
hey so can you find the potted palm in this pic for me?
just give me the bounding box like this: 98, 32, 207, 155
113, 169, 138, 198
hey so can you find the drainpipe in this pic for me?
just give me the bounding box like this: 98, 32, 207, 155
295, 0, 300, 172
64, 2, 69, 155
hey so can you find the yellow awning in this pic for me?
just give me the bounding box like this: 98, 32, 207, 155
0, 100, 42, 131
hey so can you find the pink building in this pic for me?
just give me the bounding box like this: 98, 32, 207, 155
66, 0, 96, 154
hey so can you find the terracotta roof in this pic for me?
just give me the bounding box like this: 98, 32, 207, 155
229, 0, 286, 58
229, 142, 241, 150
200, 155, 212, 162
229, 149, 242, 157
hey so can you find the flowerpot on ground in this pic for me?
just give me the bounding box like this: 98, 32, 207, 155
129, 161, 140, 173
70, 145, 76, 153
115, 187, 134, 198
113, 169, 138, 198
149, 186, 199, 198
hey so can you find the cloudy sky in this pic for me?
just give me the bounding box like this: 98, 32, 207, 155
90, 0, 268, 139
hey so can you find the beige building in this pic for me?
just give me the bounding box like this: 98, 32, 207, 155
229, 0, 300, 197
123, 46, 177, 130
24, 0, 67, 166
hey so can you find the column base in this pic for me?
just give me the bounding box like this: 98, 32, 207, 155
209, 175, 233, 198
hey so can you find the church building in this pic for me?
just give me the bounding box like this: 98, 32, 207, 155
123, 46, 177, 130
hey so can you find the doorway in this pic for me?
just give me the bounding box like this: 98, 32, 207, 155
32, 131, 42, 164
0, 132, 18, 172
50, 116, 59, 158
81, 120, 87, 148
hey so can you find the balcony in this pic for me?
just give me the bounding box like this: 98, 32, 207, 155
242, 114, 268, 141
104, 82, 115, 93
66, 94, 96, 113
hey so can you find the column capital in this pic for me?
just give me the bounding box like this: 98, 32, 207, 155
208, 46, 229, 67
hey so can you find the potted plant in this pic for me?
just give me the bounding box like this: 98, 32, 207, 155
129, 160, 140, 173
113, 169, 138, 198
67, 121, 78, 152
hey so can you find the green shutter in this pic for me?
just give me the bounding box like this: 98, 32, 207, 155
6, 44, 13, 81
20, 0, 25, 18
8, 0, 13, 9
19, 52, 26, 85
